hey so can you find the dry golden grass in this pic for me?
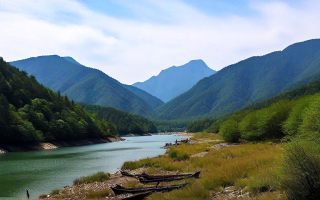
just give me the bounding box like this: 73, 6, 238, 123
87, 188, 110, 199
122, 136, 283, 200
192, 132, 221, 140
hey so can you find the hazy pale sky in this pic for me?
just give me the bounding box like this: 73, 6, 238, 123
0, 0, 320, 84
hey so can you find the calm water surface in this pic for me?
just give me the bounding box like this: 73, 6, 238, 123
0, 135, 187, 199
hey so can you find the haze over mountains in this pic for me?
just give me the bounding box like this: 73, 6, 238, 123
133, 60, 216, 102
156, 39, 320, 120
10, 55, 163, 116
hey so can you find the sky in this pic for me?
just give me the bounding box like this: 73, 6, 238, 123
0, 0, 320, 84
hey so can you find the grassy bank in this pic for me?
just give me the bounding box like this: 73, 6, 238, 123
122, 133, 284, 200
44, 133, 290, 199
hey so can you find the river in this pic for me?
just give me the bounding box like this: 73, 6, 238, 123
0, 135, 188, 199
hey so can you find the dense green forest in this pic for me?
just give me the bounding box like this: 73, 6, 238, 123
10, 55, 163, 116
82, 104, 157, 134
0, 58, 118, 144
187, 76, 320, 134
156, 39, 320, 120
186, 77, 320, 199
155, 119, 191, 132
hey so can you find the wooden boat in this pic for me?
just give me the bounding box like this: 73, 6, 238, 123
121, 191, 153, 200
111, 182, 188, 195
121, 170, 138, 178
138, 176, 189, 184
121, 170, 200, 180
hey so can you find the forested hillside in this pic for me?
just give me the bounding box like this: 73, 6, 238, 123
133, 60, 215, 102
187, 77, 320, 133
83, 105, 157, 134
0, 58, 118, 144
10, 55, 163, 116
218, 91, 320, 143
157, 39, 320, 120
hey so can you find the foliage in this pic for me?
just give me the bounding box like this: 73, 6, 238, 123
280, 141, 320, 200
0, 58, 118, 144
83, 104, 157, 134
186, 118, 218, 133
73, 172, 110, 185
50, 189, 60, 195
219, 120, 240, 142
186, 76, 320, 135
154, 119, 191, 132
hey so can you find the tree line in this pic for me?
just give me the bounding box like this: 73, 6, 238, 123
0, 58, 118, 144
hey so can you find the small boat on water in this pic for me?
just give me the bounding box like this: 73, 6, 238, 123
111, 182, 188, 195
121, 191, 153, 200
121, 170, 200, 180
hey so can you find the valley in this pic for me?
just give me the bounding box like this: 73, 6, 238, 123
1, 2, 320, 198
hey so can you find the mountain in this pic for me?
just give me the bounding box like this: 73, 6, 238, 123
0, 57, 118, 144
10, 55, 163, 115
186, 76, 320, 133
133, 60, 216, 102
156, 39, 320, 120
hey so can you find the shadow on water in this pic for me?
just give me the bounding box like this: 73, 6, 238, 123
0, 147, 142, 161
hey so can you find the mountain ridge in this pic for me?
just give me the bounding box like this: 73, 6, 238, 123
133, 59, 216, 102
10, 55, 163, 116
155, 39, 320, 120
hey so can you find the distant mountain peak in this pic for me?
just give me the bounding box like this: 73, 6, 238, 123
133, 59, 216, 102
156, 38, 320, 120
63, 56, 82, 66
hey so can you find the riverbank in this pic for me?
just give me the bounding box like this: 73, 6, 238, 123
38, 133, 284, 199
0, 136, 124, 154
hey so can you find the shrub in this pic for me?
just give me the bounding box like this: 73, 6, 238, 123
50, 189, 60, 195
280, 141, 320, 200
219, 120, 240, 142
283, 97, 310, 136
168, 148, 189, 161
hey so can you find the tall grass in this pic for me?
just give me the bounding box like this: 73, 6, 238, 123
73, 172, 110, 185
122, 140, 282, 200
87, 188, 110, 199
192, 132, 220, 140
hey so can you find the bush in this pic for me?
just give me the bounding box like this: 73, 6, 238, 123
280, 141, 320, 200
50, 189, 60, 195
168, 148, 189, 161
283, 97, 310, 136
219, 120, 240, 142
